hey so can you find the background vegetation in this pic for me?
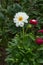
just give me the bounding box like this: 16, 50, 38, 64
0, 0, 43, 65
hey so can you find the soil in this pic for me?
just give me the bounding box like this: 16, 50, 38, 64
0, 46, 7, 65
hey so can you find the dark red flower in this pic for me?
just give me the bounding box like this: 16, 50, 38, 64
35, 38, 43, 45
29, 19, 38, 25
38, 29, 43, 33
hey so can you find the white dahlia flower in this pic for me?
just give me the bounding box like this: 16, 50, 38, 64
13, 12, 29, 27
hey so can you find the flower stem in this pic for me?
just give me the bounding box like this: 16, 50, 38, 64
23, 27, 24, 36
22, 27, 25, 44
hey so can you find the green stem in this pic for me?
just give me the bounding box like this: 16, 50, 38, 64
23, 27, 24, 37
22, 27, 25, 49
22, 27, 25, 45
26, 25, 29, 33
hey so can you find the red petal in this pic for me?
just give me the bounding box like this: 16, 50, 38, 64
35, 38, 43, 45
38, 29, 43, 33
30, 19, 38, 25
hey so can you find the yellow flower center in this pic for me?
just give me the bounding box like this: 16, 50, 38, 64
18, 16, 23, 21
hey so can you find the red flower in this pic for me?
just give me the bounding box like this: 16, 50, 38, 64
38, 29, 43, 33
35, 38, 43, 45
29, 19, 38, 25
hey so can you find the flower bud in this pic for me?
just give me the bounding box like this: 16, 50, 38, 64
35, 38, 43, 45
38, 29, 43, 33
30, 19, 38, 25
28, 24, 32, 28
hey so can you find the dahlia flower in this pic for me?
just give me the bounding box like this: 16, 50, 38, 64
13, 12, 29, 27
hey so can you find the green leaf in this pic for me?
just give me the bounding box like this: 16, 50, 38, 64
37, 59, 43, 63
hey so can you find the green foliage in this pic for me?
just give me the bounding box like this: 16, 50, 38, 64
0, 0, 43, 65
5, 34, 43, 65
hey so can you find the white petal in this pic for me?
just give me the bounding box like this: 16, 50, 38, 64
15, 23, 19, 27
22, 13, 29, 20
13, 18, 18, 23
24, 20, 28, 23
19, 22, 24, 27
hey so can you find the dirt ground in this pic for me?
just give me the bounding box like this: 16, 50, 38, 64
0, 46, 7, 65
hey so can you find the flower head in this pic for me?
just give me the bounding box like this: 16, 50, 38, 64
38, 29, 43, 33
29, 19, 38, 25
13, 12, 29, 27
35, 38, 43, 45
